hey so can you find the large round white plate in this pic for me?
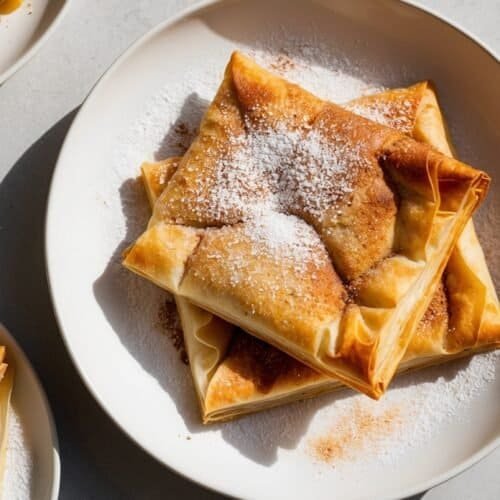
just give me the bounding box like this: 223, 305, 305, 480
0, 0, 69, 85
45, 1, 500, 498
0, 323, 59, 500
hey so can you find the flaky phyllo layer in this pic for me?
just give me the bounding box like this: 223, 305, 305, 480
124, 52, 491, 401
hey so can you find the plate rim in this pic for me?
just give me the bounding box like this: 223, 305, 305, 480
0, 323, 60, 500
44, 0, 500, 498
0, 0, 71, 85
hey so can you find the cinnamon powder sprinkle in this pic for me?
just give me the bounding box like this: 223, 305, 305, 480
269, 53, 297, 73
157, 299, 188, 364
173, 121, 197, 153
174, 122, 190, 136
308, 402, 402, 464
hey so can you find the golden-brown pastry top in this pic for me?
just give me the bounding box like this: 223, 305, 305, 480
345, 83, 427, 135
141, 158, 180, 207
152, 52, 488, 278
182, 217, 346, 354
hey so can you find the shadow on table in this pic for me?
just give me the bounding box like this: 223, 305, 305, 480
0, 110, 222, 499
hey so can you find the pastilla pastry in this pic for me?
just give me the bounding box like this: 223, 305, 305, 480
124, 52, 490, 399
140, 83, 499, 422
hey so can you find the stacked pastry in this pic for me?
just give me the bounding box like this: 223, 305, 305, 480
124, 52, 500, 423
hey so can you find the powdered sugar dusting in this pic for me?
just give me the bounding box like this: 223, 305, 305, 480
156, 113, 364, 276
181, 117, 359, 276
198, 121, 359, 230
3, 409, 34, 500
345, 98, 414, 133
243, 211, 321, 265
250, 39, 385, 102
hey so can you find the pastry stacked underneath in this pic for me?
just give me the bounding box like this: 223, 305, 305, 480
124, 52, 500, 423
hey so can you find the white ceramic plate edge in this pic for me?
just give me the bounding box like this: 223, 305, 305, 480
0, 323, 60, 500
0, 0, 71, 85
403, 0, 499, 61
44, 1, 500, 498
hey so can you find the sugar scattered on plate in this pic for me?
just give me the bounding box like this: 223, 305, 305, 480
305, 351, 499, 468
3, 409, 33, 500
249, 38, 385, 102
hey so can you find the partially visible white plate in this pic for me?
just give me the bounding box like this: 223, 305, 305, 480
0, 323, 59, 500
0, 0, 69, 85
45, 1, 500, 499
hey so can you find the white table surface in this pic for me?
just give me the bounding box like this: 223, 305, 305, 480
0, 0, 498, 498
